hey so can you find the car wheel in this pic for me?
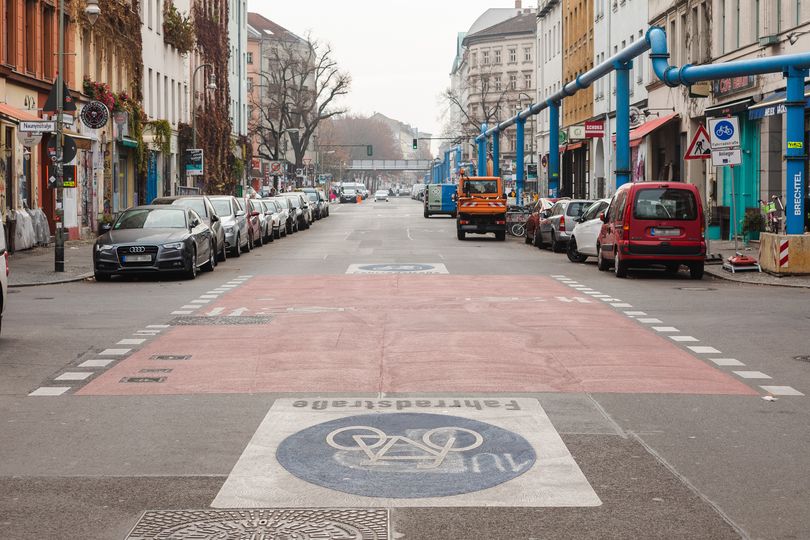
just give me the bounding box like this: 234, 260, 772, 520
243, 233, 252, 253
495, 231, 506, 241
231, 234, 241, 257
94, 271, 111, 282
596, 244, 610, 271
457, 227, 466, 241
614, 251, 628, 278
274, 228, 280, 239
534, 229, 545, 249
524, 229, 532, 244
551, 232, 563, 253
202, 241, 216, 272
689, 262, 704, 280
217, 240, 227, 262
185, 248, 198, 280
567, 238, 588, 263
255, 230, 263, 247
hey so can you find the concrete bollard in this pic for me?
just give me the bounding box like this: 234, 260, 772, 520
759, 232, 810, 275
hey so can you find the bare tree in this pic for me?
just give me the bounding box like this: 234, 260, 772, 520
441, 66, 513, 147
250, 33, 351, 174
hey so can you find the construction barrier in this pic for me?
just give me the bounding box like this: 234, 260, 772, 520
759, 233, 810, 275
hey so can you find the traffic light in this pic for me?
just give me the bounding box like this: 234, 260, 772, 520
412, 138, 418, 150
367, 145, 373, 156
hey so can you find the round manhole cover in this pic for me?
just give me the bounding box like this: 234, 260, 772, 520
276, 412, 536, 498
357, 263, 435, 272
794, 355, 810, 362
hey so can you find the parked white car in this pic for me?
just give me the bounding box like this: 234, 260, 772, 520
1, 219, 9, 335
374, 190, 389, 202
567, 198, 611, 263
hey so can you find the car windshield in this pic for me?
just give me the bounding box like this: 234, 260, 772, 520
211, 199, 234, 216
114, 208, 186, 229
263, 201, 277, 211
173, 199, 207, 217
634, 189, 697, 220
344, 189, 356, 195
464, 180, 498, 194
566, 201, 592, 217
306, 193, 319, 202
235, 198, 246, 211
376, 191, 387, 196
287, 197, 300, 208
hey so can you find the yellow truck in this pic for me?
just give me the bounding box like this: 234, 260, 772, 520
455, 172, 507, 241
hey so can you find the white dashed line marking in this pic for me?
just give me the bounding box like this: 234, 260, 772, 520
592, 294, 612, 298
191, 300, 210, 304
172, 311, 193, 315
760, 386, 804, 396
200, 295, 219, 299
611, 303, 633, 308
670, 336, 700, 342
180, 305, 201, 310
652, 326, 680, 333
28, 387, 71, 397
709, 358, 745, 367
55, 372, 93, 381
733, 371, 772, 379
688, 346, 721, 354
637, 318, 663, 324
117, 338, 146, 345
624, 311, 647, 316
146, 325, 170, 329
100, 349, 130, 356
78, 359, 115, 368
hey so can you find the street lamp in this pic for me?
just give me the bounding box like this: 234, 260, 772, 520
54, 0, 101, 271
191, 64, 216, 148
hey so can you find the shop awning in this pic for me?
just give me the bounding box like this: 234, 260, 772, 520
561, 141, 586, 152
0, 103, 41, 123
748, 83, 810, 120
120, 137, 139, 148
611, 112, 679, 147
704, 97, 756, 117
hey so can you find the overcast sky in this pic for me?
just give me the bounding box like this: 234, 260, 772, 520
248, 1, 523, 146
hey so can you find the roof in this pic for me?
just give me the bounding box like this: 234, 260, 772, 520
464, 11, 536, 45
0, 103, 41, 123
467, 8, 522, 35
247, 12, 304, 43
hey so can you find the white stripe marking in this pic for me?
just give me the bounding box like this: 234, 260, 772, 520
28, 387, 71, 396
117, 338, 146, 345
670, 336, 699, 342
652, 327, 679, 333
100, 349, 130, 356
709, 358, 744, 367
172, 311, 193, 315
733, 371, 772, 379
611, 303, 633, 308
688, 346, 721, 354
200, 295, 219, 299
55, 372, 93, 381
624, 311, 647, 316
180, 305, 201, 310
207, 307, 225, 316
146, 325, 170, 329
637, 318, 663, 324
760, 386, 804, 396
191, 300, 210, 304
79, 359, 115, 368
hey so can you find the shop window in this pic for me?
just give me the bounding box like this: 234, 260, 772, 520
43, 5, 54, 79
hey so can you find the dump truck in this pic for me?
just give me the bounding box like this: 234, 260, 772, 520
455, 172, 507, 241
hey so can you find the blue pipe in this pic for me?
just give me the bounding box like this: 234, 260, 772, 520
786, 68, 807, 234
549, 102, 560, 197
516, 118, 525, 203
492, 130, 500, 177
477, 123, 487, 175
615, 62, 631, 187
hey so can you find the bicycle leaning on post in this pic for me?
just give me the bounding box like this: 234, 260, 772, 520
506, 204, 533, 237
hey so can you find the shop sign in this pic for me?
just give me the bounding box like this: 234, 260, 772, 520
186, 149, 204, 176
585, 121, 604, 138
568, 125, 586, 140
712, 76, 756, 98
80, 101, 110, 129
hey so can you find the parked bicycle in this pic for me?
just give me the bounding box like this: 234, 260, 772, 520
760, 196, 785, 234
506, 205, 533, 237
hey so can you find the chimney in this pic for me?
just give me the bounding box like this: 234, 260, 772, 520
515, 0, 521, 8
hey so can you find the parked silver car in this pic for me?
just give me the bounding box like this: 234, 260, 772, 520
261, 199, 287, 238
272, 196, 299, 234
284, 194, 310, 230
209, 195, 250, 257
536, 199, 594, 252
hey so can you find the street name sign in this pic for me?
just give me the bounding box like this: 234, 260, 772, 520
20, 121, 55, 133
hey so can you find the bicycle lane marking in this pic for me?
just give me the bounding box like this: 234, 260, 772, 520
211, 397, 601, 508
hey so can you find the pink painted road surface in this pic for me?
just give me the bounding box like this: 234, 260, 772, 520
77, 275, 756, 396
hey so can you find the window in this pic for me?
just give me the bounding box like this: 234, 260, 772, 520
633, 188, 697, 220
147, 0, 152, 29
482, 50, 489, 64
247, 77, 253, 92
247, 51, 253, 64
171, 79, 176, 123
81, 29, 90, 80
156, 0, 161, 33
509, 48, 517, 63
524, 47, 531, 62
43, 5, 55, 79
524, 73, 532, 89
509, 73, 517, 90
494, 76, 502, 92
494, 49, 501, 64
147, 68, 153, 118
25, 0, 36, 73
471, 52, 477, 67
4, 0, 15, 65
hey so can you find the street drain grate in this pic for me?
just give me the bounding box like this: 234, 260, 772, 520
794, 355, 810, 363
120, 377, 166, 384
150, 355, 191, 361
170, 316, 273, 326
125, 509, 389, 540
140, 368, 173, 374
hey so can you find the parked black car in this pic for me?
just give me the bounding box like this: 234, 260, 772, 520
93, 206, 216, 281
151, 195, 227, 263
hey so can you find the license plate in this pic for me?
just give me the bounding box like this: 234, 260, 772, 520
123, 254, 152, 262
651, 228, 679, 237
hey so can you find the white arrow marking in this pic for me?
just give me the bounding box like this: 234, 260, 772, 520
228, 308, 248, 317
206, 307, 225, 316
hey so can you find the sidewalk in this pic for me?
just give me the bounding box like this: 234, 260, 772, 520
8, 240, 94, 287
705, 239, 810, 288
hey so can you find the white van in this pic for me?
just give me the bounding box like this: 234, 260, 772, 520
0, 220, 8, 335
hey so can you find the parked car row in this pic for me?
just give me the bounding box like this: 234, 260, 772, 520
93, 191, 330, 281
411, 184, 426, 201
524, 182, 706, 279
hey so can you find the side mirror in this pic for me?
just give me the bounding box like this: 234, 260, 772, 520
236, 210, 246, 218
599, 212, 607, 223
250, 211, 260, 217
210, 214, 219, 223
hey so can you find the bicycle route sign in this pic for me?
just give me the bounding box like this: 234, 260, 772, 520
212, 397, 601, 508
708, 117, 740, 150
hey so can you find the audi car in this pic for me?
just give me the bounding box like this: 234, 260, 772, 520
150, 195, 227, 263
93, 206, 216, 281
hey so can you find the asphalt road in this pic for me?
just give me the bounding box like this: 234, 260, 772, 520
0, 197, 808, 540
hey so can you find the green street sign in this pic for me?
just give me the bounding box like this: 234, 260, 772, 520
559, 131, 568, 145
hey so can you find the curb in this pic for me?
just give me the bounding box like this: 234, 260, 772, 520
9, 272, 94, 288
705, 267, 810, 289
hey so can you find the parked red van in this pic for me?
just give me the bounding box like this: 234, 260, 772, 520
596, 182, 706, 279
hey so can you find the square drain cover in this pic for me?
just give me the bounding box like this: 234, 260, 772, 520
125, 508, 388, 539
150, 355, 191, 361
171, 316, 273, 326
120, 377, 166, 384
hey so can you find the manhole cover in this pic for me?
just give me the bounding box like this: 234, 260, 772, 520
120, 377, 166, 384
125, 509, 389, 540
794, 355, 810, 362
150, 355, 191, 361
675, 287, 717, 291
170, 316, 273, 326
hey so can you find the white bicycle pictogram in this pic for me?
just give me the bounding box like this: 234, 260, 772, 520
326, 425, 484, 469
715, 123, 734, 137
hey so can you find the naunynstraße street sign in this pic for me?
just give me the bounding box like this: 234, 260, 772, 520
19, 120, 55, 133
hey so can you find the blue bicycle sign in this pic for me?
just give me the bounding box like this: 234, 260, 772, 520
708, 117, 740, 149
714, 121, 734, 140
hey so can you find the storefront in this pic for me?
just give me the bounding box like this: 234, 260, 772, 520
560, 140, 589, 199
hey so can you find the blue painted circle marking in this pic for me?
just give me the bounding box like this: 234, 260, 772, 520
714, 120, 735, 141
358, 264, 434, 272
276, 412, 537, 498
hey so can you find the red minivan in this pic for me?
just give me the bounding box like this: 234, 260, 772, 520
596, 182, 705, 279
